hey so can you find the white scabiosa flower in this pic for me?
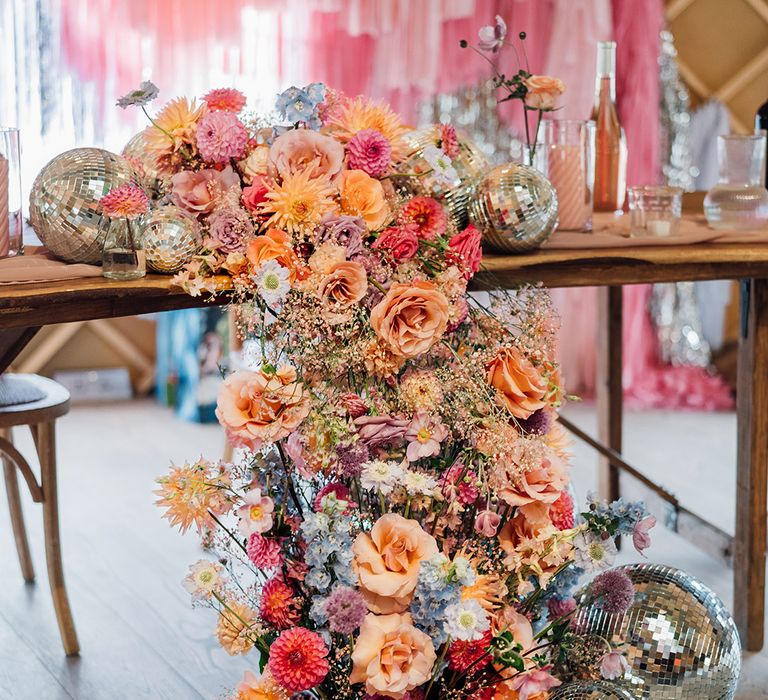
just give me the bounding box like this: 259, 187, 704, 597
422, 145, 458, 185
573, 531, 617, 572
252, 259, 291, 307
360, 460, 404, 495
444, 598, 490, 641
403, 469, 439, 497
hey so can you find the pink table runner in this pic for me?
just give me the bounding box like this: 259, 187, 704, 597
0, 246, 101, 285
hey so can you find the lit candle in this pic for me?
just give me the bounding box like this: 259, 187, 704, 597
547, 143, 591, 231
0, 155, 9, 257
647, 219, 672, 237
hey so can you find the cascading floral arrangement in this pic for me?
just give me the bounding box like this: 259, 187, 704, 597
131, 73, 655, 700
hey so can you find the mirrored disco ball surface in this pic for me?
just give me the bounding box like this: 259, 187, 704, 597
574, 564, 741, 699
143, 204, 200, 274
469, 162, 559, 253
395, 127, 489, 229
122, 129, 163, 195
29, 148, 138, 263
550, 681, 639, 699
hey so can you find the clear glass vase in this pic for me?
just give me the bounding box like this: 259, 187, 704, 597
102, 218, 146, 280
0, 127, 24, 258
704, 134, 768, 230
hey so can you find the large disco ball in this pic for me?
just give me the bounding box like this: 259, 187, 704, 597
469, 162, 558, 253
143, 204, 200, 274
29, 147, 139, 263
394, 127, 489, 229
550, 681, 638, 699
573, 564, 741, 699
122, 129, 163, 195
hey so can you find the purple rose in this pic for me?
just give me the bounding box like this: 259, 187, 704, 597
207, 207, 254, 253
315, 214, 367, 257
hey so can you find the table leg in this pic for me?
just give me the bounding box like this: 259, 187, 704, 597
734, 278, 768, 652
597, 286, 623, 504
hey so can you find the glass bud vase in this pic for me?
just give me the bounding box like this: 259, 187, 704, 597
704, 134, 768, 230
102, 218, 146, 280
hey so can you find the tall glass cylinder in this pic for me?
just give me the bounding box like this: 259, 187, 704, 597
0, 128, 23, 257
533, 120, 595, 232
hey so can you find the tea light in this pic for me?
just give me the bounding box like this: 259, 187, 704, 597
628, 185, 683, 238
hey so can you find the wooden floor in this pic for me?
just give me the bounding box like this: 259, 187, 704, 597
0, 399, 766, 698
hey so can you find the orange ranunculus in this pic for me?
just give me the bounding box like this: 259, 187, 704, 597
352, 514, 438, 614
523, 75, 565, 110
216, 366, 310, 450
350, 612, 436, 698
339, 169, 389, 230
486, 346, 547, 420
246, 228, 308, 281
319, 260, 368, 323
370, 281, 449, 359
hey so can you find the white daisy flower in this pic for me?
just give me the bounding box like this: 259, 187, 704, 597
360, 460, 404, 495
444, 598, 490, 641
252, 259, 291, 307
182, 559, 225, 601
403, 469, 439, 497
573, 531, 617, 572
422, 145, 458, 185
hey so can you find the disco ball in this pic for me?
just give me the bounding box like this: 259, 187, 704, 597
143, 204, 200, 274
29, 147, 139, 263
573, 564, 741, 699
550, 681, 638, 699
394, 127, 489, 229
122, 129, 163, 195
469, 163, 558, 253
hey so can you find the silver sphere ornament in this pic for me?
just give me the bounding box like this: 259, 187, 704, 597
29, 147, 139, 263
469, 162, 558, 253
394, 127, 489, 229
573, 564, 741, 699
550, 681, 638, 699
122, 129, 163, 195
143, 205, 200, 274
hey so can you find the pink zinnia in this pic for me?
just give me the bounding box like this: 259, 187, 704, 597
439, 123, 460, 159
346, 128, 392, 177
398, 196, 448, 240
202, 87, 247, 113
100, 183, 149, 220
247, 533, 282, 570
196, 111, 248, 164
268, 627, 330, 692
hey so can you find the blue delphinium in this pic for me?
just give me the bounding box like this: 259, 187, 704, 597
300, 510, 356, 594
584, 492, 650, 537
275, 83, 326, 129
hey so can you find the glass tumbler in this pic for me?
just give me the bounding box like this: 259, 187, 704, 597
704, 134, 768, 230
628, 186, 683, 237
0, 128, 23, 257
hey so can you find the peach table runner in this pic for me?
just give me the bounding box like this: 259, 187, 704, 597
0, 246, 101, 285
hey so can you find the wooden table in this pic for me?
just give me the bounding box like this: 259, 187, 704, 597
1, 237, 767, 651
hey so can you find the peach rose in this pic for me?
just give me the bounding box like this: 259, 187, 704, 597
171, 166, 240, 214
246, 228, 308, 281
269, 129, 345, 181
486, 346, 547, 420
523, 75, 565, 110
352, 514, 438, 613
319, 260, 368, 323
339, 169, 389, 230
497, 452, 568, 507
493, 606, 535, 651
370, 281, 450, 359
350, 612, 436, 698
216, 366, 310, 449
237, 144, 270, 184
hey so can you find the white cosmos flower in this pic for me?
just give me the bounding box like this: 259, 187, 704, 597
444, 598, 490, 641
422, 145, 458, 185
182, 559, 225, 601
360, 460, 404, 495
252, 259, 290, 306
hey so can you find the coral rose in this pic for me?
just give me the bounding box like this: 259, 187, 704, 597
269, 129, 345, 181
242, 176, 269, 213
449, 224, 483, 280
171, 166, 239, 214
372, 225, 420, 262
216, 366, 310, 449
350, 612, 437, 698
370, 281, 450, 359
495, 451, 568, 507
339, 169, 390, 230
246, 228, 307, 281
486, 346, 547, 420
523, 75, 565, 110
352, 514, 438, 613
319, 260, 368, 323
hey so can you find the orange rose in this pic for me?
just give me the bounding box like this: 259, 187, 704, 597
319, 260, 368, 323
339, 169, 389, 230
523, 75, 565, 110
495, 452, 568, 507
486, 346, 547, 419
216, 366, 310, 450
246, 228, 308, 281
352, 514, 438, 613
350, 612, 437, 698
370, 281, 449, 359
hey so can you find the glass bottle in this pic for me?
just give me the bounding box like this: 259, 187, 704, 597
592, 41, 627, 213
102, 217, 146, 280
0, 128, 24, 258
757, 98, 768, 186
704, 134, 768, 230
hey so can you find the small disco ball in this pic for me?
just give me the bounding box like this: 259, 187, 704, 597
29, 147, 139, 263
550, 681, 639, 699
143, 204, 200, 274
394, 127, 489, 229
122, 129, 163, 195
469, 162, 558, 253
573, 564, 741, 699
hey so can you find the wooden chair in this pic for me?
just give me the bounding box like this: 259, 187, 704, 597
0, 374, 79, 655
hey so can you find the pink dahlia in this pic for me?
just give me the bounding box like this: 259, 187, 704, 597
438, 123, 460, 159
398, 196, 448, 240
549, 490, 574, 530
268, 627, 330, 692
196, 111, 248, 164
100, 183, 149, 220
202, 87, 247, 113
247, 533, 282, 570
260, 577, 301, 630
346, 128, 392, 177
323, 586, 367, 634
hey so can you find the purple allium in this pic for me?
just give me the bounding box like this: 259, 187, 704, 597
323, 586, 367, 634
315, 214, 367, 257
336, 442, 370, 477
590, 569, 635, 615
517, 408, 552, 435
547, 595, 577, 619
207, 207, 253, 253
